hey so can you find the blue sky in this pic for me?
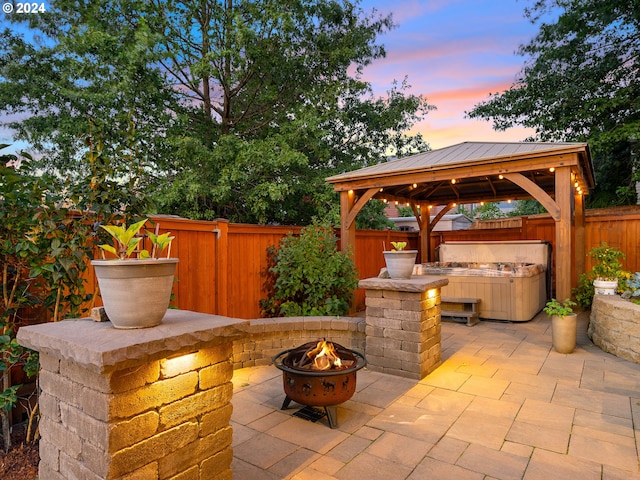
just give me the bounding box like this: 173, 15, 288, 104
1, 0, 553, 152
359, 0, 553, 148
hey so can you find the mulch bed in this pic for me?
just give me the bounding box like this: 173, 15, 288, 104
0, 426, 39, 480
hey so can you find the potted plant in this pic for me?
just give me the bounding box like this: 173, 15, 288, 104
383, 241, 418, 279
91, 219, 178, 329
589, 243, 624, 295
543, 298, 577, 354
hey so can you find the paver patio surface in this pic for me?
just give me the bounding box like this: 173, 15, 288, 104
231, 311, 640, 479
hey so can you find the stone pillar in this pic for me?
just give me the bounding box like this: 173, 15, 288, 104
358, 277, 448, 380
17, 310, 247, 480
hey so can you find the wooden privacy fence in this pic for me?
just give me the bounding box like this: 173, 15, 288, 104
83, 207, 640, 319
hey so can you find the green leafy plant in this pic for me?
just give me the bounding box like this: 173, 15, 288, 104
621, 272, 640, 305
589, 243, 625, 281
390, 241, 407, 251
98, 219, 174, 260
543, 298, 576, 318
260, 223, 358, 317
572, 273, 595, 308
1, 147, 96, 451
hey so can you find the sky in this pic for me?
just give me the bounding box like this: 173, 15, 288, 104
1, 0, 552, 153
358, 0, 548, 149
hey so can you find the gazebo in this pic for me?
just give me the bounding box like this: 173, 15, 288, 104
326, 141, 596, 300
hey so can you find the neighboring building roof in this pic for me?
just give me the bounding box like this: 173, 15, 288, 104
390, 213, 472, 232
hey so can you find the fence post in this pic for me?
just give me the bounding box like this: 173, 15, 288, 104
215, 220, 230, 316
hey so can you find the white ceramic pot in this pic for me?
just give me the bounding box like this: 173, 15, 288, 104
551, 313, 577, 354
91, 258, 178, 329
593, 278, 618, 295
383, 250, 418, 279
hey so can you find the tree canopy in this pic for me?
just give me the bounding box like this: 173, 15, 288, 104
0, 0, 433, 224
468, 0, 640, 206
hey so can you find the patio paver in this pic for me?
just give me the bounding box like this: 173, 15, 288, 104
231, 310, 640, 479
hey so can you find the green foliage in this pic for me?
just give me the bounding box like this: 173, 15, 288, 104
468, 0, 640, 206
572, 273, 595, 309
1, 148, 91, 450
0, 135, 154, 450
99, 220, 147, 259
473, 202, 505, 220
99, 219, 175, 260
355, 200, 396, 230
589, 243, 625, 281
390, 242, 407, 251
1, 1, 433, 225
543, 298, 576, 318
396, 205, 414, 217
621, 272, 640, 304
571, 243, 627, 308
508, 200, 546, 217
261, 223, 359, 317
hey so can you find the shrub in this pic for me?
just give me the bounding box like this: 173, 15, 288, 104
261, 223, 358, 317
621, 272, 640, 305
572, 272, 595, 308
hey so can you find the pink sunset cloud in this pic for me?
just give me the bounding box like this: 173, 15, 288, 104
359, 0, 544, 148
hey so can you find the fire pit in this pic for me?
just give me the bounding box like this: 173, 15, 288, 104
273, 340, 366, 428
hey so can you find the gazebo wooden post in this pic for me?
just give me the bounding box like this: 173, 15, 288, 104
574, 190, 586, 284
340, 190, 356, 257
420, 204, 432, 262
555, 166, 573, 300
411, 203, 431, 263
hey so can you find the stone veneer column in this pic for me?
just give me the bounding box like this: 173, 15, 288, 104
358, 276, 448, 380
17, 310, 247, 480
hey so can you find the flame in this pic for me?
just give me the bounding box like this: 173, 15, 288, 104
307, 340, 343, 370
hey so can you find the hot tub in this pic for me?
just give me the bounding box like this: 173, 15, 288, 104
421, 241, 551, 322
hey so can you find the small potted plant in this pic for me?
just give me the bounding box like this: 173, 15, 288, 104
383, 241, 418, 279
91, 219, 178, 329
543, 298, 577, 353
589, 243, 624, 295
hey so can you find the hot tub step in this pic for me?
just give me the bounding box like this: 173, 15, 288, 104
441, 296, 481, 327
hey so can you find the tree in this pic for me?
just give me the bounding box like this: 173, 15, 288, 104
508, 199, 546, 216
473, 202, 505, 220
1, 0, 433, 225
468, 0, 640, 206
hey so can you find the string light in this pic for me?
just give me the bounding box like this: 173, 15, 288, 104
549, 167, 555, 172
451, 179, 456, 184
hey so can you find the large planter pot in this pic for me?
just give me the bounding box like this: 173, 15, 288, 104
593, 278, 618, 295
551, 313, 577, 354
383, 250, 418, 279
91, 258, 178, 329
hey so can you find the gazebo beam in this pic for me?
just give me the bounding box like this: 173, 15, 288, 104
340, 187, 379, 259
502, 173, 560, 221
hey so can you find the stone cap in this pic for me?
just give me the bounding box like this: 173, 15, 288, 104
358, 276, 449, 293
17, 310, 249, 374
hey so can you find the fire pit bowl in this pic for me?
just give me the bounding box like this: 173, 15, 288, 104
273, 341, 366, 428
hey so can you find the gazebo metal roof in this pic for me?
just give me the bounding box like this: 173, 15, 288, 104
326, 141, 595, 301
326, 141, 595, 206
